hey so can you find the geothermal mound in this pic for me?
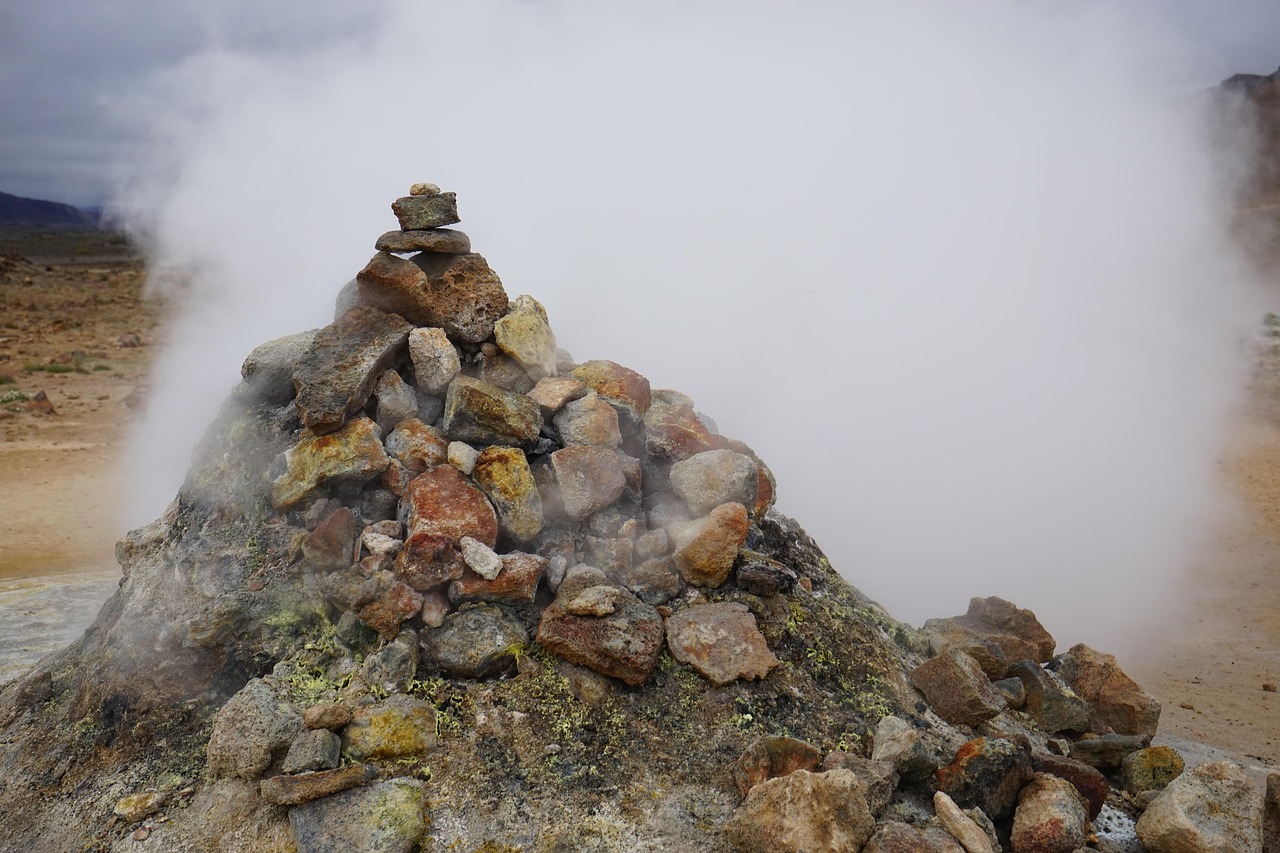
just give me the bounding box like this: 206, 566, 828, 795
0, 186, 1271, 852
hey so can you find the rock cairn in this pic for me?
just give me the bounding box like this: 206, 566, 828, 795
250, 183, 782, 689
0, 185, 1273, 852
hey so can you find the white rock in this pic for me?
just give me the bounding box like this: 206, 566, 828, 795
448, 441, 479, 475
460, 536, 503, 580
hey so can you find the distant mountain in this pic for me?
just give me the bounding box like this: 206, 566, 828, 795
0, 191, 96, 227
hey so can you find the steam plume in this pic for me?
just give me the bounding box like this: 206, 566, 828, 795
111, 1, 1266, 651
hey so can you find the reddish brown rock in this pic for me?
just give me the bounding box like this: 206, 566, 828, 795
448, 552, 546, 605
358, 252, 508, 344
471, 446, 543, 541
549, 445, 627, 521
294, 305, 412, 434
924, 596, 1057, 664
301, 507, 360, 571
571, 359, 651, 432
732, 736, 822, 796
419, 589, 451, 628
910, 649, 1006, 727
666, 602, 778, 686
535, 578, 663, 686
1058, 643, 1161, 738
404, 465, 498, 548
302, 704, 353, 731
384, 419, 449, 473
358, 581, 424, 640
526, 375, 587, 417
723, 769, 874, 853
394, 532, 465, 592
936, 737, 1034, 821
642, 389, 730, 460
670, 502, 750, 588
1034, 754, 1109, 820
259, 764, 376, 806
1011, 773, 1089, 853
442, 375, 542, 447
272, 417, 391, 510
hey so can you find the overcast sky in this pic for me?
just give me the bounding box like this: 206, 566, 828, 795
1, 0, 1279, 208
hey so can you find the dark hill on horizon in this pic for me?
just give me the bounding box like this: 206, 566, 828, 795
0, 191, 96, 227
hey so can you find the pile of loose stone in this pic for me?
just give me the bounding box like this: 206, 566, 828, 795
243, 182, 782, 693
181, 185, 1274, 852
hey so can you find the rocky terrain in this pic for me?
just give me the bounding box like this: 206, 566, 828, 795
0, 186, 1275, 852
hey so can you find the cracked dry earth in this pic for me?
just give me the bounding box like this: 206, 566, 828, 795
3, 233, 1280, 777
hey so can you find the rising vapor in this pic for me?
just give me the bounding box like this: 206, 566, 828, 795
111, 1, 1266, 651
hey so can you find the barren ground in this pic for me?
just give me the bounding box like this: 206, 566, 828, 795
2, 227, 1280, 772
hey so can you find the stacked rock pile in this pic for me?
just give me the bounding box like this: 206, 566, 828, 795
2, 185, 1274, 852
243, 183, 782, 690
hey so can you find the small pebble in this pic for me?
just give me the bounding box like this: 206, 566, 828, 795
1264, 683, 1277, 693
132, 827, 151, 841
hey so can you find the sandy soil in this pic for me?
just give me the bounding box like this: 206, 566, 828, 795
2, 234, 1280, 774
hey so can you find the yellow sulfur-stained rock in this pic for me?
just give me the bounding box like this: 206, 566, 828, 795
271, 417, 390, 511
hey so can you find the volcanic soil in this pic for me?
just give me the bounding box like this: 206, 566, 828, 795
2, 225, 1280, 773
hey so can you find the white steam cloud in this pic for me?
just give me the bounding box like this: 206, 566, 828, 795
112, 1, 1265, 651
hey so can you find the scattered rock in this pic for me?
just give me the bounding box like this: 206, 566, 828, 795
373, 369, 419, 433
1069, 733, 1149, 770
670, 502, 750, 588
272, 416, 391, 510
643, 388, 729, 460
424, 603, 528, 678
1011, 772, 1089, 853
724, 769, 874, 853
665, 601, 778, 686
1034, 753, 1109, 820
872, 715, 939, 781
420, 589, 452, 628
447, 440, 479, 475
923, 596, 1056, 664
933, 790, 996, 853
734, 550, 797, 596
260, 763, 376, 806
114, 792, 164, 823
909, 648, 1006, 727
991, 676, 1026, 708
289, 778, 429, 853
1136, 761, 1263, 853
1055, 643, 1161, 738
732, 736, 822, 796
1008, 659, 1091, 733
363, 629, 419, 693
669, 449, 759, 517
294, 305, 412, 434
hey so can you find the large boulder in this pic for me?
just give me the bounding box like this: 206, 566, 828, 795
1010, 773, 1090, 853
1136, 761, 1263, 852
1055, 643, 1161, 738
909, 648, 1006, 727
665, 602, 778, 686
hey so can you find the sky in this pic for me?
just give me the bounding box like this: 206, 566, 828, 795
1, 0, 1279, 208
2, 1, 1277, 651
